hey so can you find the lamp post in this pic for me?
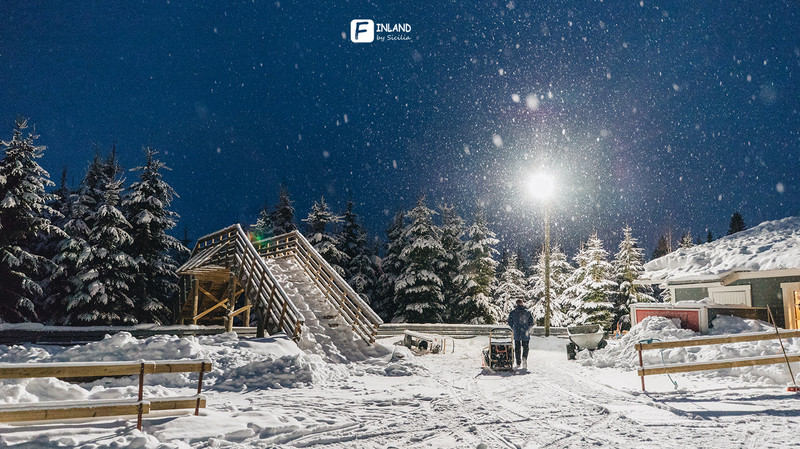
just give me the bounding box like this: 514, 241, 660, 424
526, 172, 555, 337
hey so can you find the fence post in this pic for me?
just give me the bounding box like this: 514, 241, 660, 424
195, 361, 206, 416
137, 361, 145, 430
637, 343, 646, 392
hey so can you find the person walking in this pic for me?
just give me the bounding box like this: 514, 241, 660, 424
507, 299, 533, 369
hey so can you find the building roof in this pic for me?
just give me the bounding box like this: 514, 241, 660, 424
642, 216, 800, 283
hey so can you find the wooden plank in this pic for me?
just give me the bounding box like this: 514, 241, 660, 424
0, 401, 150, 423
638, 354, 800, 376
0, 362, 156, 379
152, 360, 213, 374
636, 329, 800, 351
229, 304, 252, 318
193, 298, 228, 321
149, 396, 206, 411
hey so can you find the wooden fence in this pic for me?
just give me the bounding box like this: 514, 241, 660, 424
0, 359, 212, 430
636, 329, 800, 391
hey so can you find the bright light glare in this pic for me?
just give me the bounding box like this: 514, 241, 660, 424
526, 172, 556, 200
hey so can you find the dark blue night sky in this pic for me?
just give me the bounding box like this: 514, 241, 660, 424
2, 1, 798, 255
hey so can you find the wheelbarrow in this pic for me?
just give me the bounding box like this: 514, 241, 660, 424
566, 325, 607, 360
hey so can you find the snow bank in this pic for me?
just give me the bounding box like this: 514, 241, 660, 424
643, 216, 800, 281
0, 330, 424, 406
579, 316, 800, 386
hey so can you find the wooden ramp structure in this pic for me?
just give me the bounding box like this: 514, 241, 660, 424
176, 224, 382, 344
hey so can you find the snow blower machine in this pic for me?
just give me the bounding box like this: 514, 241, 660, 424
482, 327, 514, 371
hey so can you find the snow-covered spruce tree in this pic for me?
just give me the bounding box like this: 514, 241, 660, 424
65, 157, 138, 325
0, 119, 63, 322
563, 233, 617, 329
529, 244, 572, 326
494, 253, 527, 317
339, 201, 377, 304
679, 230, 693, 249
253, 204, 274, 241
452, 206, 500, 324
727, 212, 746, 235
394, 196, 446, 323
374, 210, 404, 320
437, 203, 464, 322
43, 191, 92, 324
303, 196, 347, 277
270, 184, 297, 235
612, 225, 655, 330
123, 148, 188, 324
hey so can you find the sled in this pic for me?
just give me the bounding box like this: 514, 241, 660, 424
566, 325, 607, 360
482, 327, 514, 371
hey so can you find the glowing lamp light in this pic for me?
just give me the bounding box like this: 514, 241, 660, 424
526, 172, 556, 201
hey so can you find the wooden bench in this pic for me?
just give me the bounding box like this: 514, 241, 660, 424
0, 359, 212, 429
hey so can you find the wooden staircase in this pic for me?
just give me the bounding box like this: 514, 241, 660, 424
176, 225, 384, 345
177, 224, 303, 340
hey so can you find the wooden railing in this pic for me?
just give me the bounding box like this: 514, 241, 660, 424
0, 359, 212, 429
182, 224, 304, 340
636, 329, 800, 391
253, 231, 383, 344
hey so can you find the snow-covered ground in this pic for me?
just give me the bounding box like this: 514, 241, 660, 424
1, 316, 799, 448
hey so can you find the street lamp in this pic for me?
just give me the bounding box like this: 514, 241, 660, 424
526, 172, 555, 337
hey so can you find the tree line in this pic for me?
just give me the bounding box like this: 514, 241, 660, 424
0, 119, 186, 324
256, 190, 657, 331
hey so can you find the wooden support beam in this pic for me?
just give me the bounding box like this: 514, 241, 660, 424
192, 278, 199, 325
638, 354, 800, 377
636, 329, 800, 351
0, 400, 150, 423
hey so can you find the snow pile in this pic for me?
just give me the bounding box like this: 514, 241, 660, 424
216, 353, 350, 390
578, 316, 696, 369
643, 216, 800, 281
0, 330, 423, 406
580, 315, 800, 385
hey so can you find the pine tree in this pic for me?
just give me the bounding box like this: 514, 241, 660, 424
530, 244, 572, 326
123, 148, 187, 324
270, 184, 296, 235
375, 211, 404, 320
65, 157, 137, 325
453, 206, 500, 324
727, 212, 746, 235
706, 230, 713, 243
339, 201, 377, 304
303, 197, 347, 276
612, 225, 655, 330
494, 253, 528, 317
0, 119, 63, 322
563, 233, 617, 329
679, 230, 694, 249
438, 203, 464, 322
253, 204, 274, 241
394, 196, 446, 323
652, 235, 670, 259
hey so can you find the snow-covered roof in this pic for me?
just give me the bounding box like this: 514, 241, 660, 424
643, 216, 800, 282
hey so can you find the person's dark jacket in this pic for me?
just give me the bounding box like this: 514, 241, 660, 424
507, 304, 534, 341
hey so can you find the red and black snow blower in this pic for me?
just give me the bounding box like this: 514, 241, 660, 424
482, 327, 514, 372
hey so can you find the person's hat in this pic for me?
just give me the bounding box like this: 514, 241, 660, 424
516, 299, 524, 305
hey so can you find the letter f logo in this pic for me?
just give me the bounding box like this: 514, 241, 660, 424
350, 19, 374, 43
